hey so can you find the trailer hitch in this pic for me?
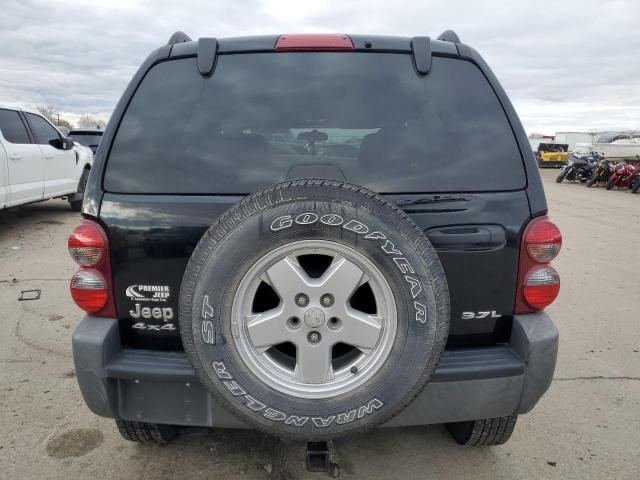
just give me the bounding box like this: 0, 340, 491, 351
305, 441, 339, 477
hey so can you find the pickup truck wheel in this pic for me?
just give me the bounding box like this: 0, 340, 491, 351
446, 415, 518, 446
69, 168, 89, 212
179, 179, 450, 441
115, 420, 179, 445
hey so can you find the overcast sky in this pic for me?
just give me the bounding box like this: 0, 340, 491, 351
1, 0, 638, 133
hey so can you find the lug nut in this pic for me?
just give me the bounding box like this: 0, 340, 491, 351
320, 293, 334, 307
307, 331, 321, 344
295, 293, 309, 307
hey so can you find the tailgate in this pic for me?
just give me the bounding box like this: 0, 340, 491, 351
100, 190, 530, 349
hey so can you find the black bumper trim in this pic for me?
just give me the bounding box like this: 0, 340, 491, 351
105, 345, 524, 385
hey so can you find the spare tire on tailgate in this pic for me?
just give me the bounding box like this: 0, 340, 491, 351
179, 179, 450, 441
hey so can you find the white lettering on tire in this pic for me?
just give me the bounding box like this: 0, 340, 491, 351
320, 214, 344, 226
269, 210, 429, 324
202, 320, 215, 344
211, 360, 384, 429
295, 212, 319, 225
270, 215, 293, 231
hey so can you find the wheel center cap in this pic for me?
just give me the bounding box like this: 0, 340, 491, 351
304, 307, 325, 328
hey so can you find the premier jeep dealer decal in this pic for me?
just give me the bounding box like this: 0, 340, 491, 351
270, 212, 428, 324
126, 284, 170, 302
127, 284, 175, 332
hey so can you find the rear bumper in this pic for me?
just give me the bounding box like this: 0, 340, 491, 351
72, 312, 558, 428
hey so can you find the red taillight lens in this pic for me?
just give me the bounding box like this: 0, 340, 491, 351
68, 219, 115, 317
274, 34, 354, 51
70, 269, 108, 313
523, 266, 560, 310
68, 221, 106, 267
515, 216, 562, 313
525, 219, 562, 262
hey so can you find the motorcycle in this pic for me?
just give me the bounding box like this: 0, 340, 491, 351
556, 152, 599, 184
606, 161, 640, 190
586, 158, 614, 187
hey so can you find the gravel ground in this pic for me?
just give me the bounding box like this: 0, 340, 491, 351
0, 169, 638, 479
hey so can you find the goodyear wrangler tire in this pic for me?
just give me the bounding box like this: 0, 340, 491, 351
179, 179, 449, 441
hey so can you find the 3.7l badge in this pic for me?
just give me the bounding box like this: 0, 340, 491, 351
461, 310, 502, 319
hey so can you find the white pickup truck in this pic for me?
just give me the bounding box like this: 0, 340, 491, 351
0, 105, 93, 211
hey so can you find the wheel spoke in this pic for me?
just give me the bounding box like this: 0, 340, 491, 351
261, 255, 311, 301
337, 309, 382, 354
246, 306, 289, 354
294, 343, 334, 383
318, 255, 368, 302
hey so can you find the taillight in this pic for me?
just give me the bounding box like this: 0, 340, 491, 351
70, 270, 108, 313
68, 220, 106, 266
68, 219, 115, 317
515, 216, 562, 313
274, 34, 354, 51
525, 218, 561, 262
522, 266, 560, 310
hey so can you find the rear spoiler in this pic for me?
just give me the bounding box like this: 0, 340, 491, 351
165, 30, 462, 78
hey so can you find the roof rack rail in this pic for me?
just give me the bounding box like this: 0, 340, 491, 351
410, 36, 431, 75
437, 30, 460, 43
167, 31, 192, 45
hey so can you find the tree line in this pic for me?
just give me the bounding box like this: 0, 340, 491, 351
36, 105, 106, 130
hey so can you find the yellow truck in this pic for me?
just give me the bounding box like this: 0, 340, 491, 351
536, 143, 569, 168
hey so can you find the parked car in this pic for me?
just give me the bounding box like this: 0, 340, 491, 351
0, 105, 93, 211
69, 31, 561, 470
68, 128, 103, 155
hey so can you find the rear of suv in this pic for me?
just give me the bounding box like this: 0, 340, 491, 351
70, 31, 560, 456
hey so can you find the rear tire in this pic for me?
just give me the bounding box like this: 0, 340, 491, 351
606, 177, 616, 190
115, 420, 179, 445
632, 177, 640, 194
446, 415, 518, 446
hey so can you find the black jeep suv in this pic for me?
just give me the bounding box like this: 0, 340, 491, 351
69, 31, 561, 455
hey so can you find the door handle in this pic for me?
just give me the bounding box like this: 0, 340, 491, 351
426, 225, 506, 251
44, 153, 54, 159
9, 153, 21, 160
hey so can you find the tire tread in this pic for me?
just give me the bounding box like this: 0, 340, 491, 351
462, 415, 518, 446
115, 420, 176, 445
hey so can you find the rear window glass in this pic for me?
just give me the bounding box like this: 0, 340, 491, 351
105, 53, 525, 194
69, 132, 102, 147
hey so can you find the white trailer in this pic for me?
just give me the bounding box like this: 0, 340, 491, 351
554, 132, 595, 151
